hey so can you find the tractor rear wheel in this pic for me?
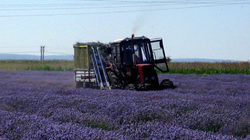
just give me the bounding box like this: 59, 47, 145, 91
160, 79, 175, 89
107, 71, 122, 89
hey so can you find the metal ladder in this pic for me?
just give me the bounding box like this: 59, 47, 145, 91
91, 47, 111, 90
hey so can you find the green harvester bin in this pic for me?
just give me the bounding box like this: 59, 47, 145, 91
73, 43, 91, 70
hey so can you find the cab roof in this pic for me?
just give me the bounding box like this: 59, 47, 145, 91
111, 36, 150, 44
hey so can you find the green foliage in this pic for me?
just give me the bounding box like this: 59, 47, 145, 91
26, 65, 73, 71
159, 62, 250, 74
168, 67, 250, 74
0, 60, 249, 74
0, 60, 73, 71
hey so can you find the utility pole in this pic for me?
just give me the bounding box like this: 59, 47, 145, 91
43, 46, 45, 60
40, 46, 45, 61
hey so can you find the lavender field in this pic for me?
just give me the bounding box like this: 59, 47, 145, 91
0, 71, 249, 139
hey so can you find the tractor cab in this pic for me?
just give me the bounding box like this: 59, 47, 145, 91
109, 36, 169, 71
107, 35, 173, 90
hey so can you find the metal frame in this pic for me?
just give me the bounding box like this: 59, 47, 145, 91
110, 37, 169, 73
150, 39, 169, 72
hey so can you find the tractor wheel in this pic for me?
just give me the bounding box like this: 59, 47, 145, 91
160, 79, 175, 89
136, 83, 146, 91
135, 75, 145, 91
76, 81, 83, 88
107, 71, 122, 89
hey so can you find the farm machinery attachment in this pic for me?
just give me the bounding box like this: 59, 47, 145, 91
73, 35, 175, 90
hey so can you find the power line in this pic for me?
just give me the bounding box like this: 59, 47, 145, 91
81, 0, 249, 3
0, 4, 185, 11
1, 51, 73, 55
0, 1, 248, 12
0, 1, 249, 11
0, 47, 73, 55
1, 0, 248, 7
1, 51, 39, 54
46, 51, 73, 55
0, 3, 249, 18
0, 1, 170, 7
82, 0, 250, 5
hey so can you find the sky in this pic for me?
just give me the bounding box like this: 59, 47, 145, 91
0, 0, 249, 61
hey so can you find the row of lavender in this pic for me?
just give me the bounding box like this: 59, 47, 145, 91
0, 71, 249, 139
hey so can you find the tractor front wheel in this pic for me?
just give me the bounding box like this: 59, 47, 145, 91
160, 79, 175, 89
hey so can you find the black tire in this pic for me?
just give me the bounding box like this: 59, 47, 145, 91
136, 83, 146, 91
76, 81, 83, 88
107, 71, 122, 89
160, 79, 175, 89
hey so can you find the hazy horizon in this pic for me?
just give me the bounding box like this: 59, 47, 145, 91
0, 0, 249, 61
0, 53, 247, 62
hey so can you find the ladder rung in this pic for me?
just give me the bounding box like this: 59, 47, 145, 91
90, 47, 111, 90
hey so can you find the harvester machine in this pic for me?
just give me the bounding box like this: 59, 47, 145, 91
73, 35, 174, 90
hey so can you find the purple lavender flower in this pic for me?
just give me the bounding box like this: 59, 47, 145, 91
0, 71, 249, 139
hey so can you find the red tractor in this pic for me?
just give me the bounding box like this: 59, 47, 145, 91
73, 35, 174, 90
104, 35, 174, 90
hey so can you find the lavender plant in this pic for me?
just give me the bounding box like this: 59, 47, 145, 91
0, 71, 249, 139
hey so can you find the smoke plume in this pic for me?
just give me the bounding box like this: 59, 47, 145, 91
132, 14, 146, 34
